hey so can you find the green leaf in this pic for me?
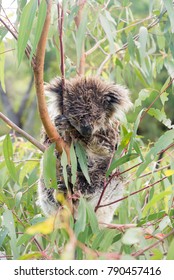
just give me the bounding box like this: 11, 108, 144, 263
106, 153, 139, 177
139, 26, 148, 58
159, 216, 171, 231
166, 238, 174, 260
142, 189, 172, 217
99, 229, 116, 251
160, 76, 171, 93
86, 201, 99, 234
99, 13, 115, 54
19, 252, 42, 260
74, 197, 86, 237
19, 161, 38, 185
150, 249, 163, 260
76, 7, 88, 67
134, 89, 150, 108
160, 91, 169, 106
75, 142, 90, 184
128, 109, 144, 154
0, 227, 8, 247
17, 234, 31, 247
162, 0, 174, 33
127, 33, 135, 59
17, 0, 37, 65
122, 228, 143, 245
133, 141, 144, 162
136, 129, 174, 176
30, 0, 47, 61
43, 143, 57, 189
3, 209, 19, 259
0, 41, 5, 91
70, 143, 77, 186
3, 134, 18, 182
148, 108, 173, 129
60, 149, 68, 189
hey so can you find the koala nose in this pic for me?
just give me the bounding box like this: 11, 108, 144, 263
80, 125, 92, 137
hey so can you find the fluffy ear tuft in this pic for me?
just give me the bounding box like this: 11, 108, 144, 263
44, 77, 64, 118
103, 84, 132, 119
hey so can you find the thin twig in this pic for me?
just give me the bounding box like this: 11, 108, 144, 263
132, 228, 174, 258
98, 176, 167, 209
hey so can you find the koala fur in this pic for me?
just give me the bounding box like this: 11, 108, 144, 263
38, 76, 132, 225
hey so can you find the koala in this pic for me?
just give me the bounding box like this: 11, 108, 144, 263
38, 76, 132, 224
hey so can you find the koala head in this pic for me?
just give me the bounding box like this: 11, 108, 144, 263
45, 76, 132, 138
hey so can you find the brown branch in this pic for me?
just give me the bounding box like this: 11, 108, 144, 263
33, 0, 70, 160
97, 176, 167, 209
140, 77, 174, 121
0, 112, 45, 152
74, 0, 87, 75
132, 228, 174, 258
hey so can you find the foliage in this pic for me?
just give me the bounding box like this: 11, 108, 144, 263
0, 0, 174, 260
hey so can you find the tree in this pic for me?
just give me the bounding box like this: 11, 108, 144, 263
0, 0, 174, 260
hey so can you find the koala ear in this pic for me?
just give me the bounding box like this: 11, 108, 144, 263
45, 77, 69, 117
103, 85, 132, 118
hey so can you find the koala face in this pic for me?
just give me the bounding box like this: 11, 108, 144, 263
63, 77, 132, 138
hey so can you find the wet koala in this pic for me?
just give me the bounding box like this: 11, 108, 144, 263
38, 76, 132, 224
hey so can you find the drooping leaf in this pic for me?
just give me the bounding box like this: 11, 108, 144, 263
139, 26, 148, 58
76, 7, 88, 67
3, 134, 18, 182
136, 129, 174, 176
29, 0, 47, 61
3, 209, 19, 259
75, 142, 90, 184
162, 0, 174, 33
99, 13, 115, 54
0, 227, 8, 248
86, 201, 99, 234
74, 197, 86, 237
17, 0, 37, 65
128, 109, 144, 154
43, 143, 57, 189
70, 143, 77, 186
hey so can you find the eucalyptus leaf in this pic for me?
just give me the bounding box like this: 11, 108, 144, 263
17, 0, 37, 65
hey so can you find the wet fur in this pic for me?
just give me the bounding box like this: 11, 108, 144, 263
38, 76, 132, 224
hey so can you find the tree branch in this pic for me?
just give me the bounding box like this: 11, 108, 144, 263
0, 112, 45, 152
33, 0, 70, 160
